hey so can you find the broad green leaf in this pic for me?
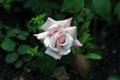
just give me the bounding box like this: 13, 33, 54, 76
85, 53, 102, 60
1, 38, 16, 51
7, 28, 20, 37
61, 0, 74, 11
17, 31, 29, 40
61, 0, 84, 13
92, 0, 111, 17
80, 32, 90, 44
5, 53, 18, 63
15, 60, 23, 68
17, 44, 31, 55
74, 0, 84, 13
39, 55, 56, 75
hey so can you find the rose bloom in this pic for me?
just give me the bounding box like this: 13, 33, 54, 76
34, 17, 82, 60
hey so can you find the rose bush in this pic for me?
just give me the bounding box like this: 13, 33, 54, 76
34, 17, 82, 60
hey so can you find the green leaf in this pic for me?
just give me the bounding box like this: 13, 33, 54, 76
23, 55, 32, 62
114, 2, 120, 19
17, 31, 29, 40
17, 44, 31, 55
85, 53, 102, 60
39, 55, 56, 75
5, 53, 18, 63
61, 0, 74, 11
1, 38, 16, 51
27, 46, 39, 56
15, 60, 23, 68
75, 0, 84, 12
80, 32, 90, 44
92, 0, 111, 17
86, 9, 94, 21
61, 0, 84, 13
7, 28, 20, 37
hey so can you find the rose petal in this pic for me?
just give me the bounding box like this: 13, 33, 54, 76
41, 17, 55, 30
73, 39, 82, 48
65, 26, 77, 39
57, 17, 72, 28
44, 37, 50, 47
34, 32, 48, 40
59, 48, 71, 55
45, 48, 62, 60
65, 34, 73, 49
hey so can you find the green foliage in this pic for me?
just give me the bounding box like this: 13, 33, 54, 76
1, 38, 16, 51
27, 46, 39, 56
17, 44, 31, 55
80, 32, 90, 44
92, 0, 111, 18
107, 76, 120, 80
15, 60, 23, 68
61, 0, 84, 13
27, 14, 45, 32
114, 2, 120, 19
39, 54, 56, 75
23, 54, 32, 62
5, 52, 18, 63
17, 31, 29, 40
85, 53, 102, 60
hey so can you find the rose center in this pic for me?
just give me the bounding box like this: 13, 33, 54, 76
58, 35, 66, 44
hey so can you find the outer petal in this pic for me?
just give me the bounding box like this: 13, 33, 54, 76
44, 37, 50, 47
57, 17, 72, 28
65, 26, 77, 39
73, 39, 82, 48
41, 17, 55, 30
65, 34, 73, 49
34, 31, 48, 40
59, 48, 71, 55
45, 48, 62, 60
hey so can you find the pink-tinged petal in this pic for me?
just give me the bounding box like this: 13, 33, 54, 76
65, 34, 73, 49
59, 48, 71, 55
34, 31, 48, 40
73, 39, 82, 48
65, 26, 77, 39
41, 17, 55, 30
44, 35, 59, 52
44, 37, 50, 47
58, 17, 72, 28
49, 32, 60, 47
45, 48, 62, 60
